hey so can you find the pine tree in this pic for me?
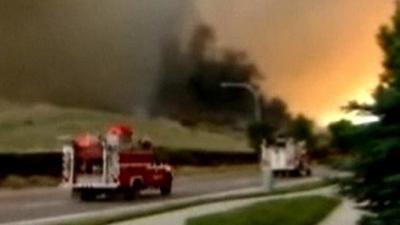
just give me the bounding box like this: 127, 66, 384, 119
343, 2, 400, 224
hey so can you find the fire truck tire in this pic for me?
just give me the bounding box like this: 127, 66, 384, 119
160, 183, 172, 196
80, 190, 96, 201
124, 191, 137, 200
124, 180, 141, 200
291, 169, 301, 177
160, 173, 172, 196
306, 169, 312, 176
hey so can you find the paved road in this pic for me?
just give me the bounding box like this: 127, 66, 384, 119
0, 166, 333, 224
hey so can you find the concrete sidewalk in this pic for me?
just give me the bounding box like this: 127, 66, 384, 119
318, 199, 363, 225
112, 187, 334, 225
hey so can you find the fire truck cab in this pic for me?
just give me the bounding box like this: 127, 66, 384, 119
62, 125, 173, 201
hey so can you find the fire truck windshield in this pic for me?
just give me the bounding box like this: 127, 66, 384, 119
75, 157, 103, 175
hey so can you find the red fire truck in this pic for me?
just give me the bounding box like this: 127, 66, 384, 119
62, 124, 173, 201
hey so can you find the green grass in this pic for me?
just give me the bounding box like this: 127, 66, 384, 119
186, 196, 341, 225
174, 165, 257, 177
0, 100, 250, 153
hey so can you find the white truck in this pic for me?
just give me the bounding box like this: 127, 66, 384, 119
261, 137, 312, 177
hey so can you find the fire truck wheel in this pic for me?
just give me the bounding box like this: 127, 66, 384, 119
306, 169, 312, 176
124, 180, 141, 200
124, 191, 136, 200
291, 169, 301, 177
160, 173, 172, 196
80, 190, 96, 201
160, 183, 172, 196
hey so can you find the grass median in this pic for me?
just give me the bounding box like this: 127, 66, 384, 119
186, 195, 340, 225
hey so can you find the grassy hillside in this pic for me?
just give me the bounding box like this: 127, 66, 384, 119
0, 101, 251, 153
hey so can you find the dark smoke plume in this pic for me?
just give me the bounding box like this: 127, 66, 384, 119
0, 0, 394, 124
0, 0, 197, 114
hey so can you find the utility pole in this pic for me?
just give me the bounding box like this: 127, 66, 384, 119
221, 82, 274, 192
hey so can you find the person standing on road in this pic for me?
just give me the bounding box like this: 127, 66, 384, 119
260, 139, 274, 191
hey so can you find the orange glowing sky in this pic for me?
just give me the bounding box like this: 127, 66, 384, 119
195, 0, 394, 125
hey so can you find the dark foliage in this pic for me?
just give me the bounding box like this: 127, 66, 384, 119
246, 122, 275, 153
287, 115, 315, 148
341, 2, 400, 224
328, 119, 357, 154
0, 153, 62, 178
261, 98, 292, 131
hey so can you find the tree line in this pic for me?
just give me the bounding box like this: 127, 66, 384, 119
327, 2, 400, 224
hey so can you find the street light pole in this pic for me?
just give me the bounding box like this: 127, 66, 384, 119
221, 82, 274, 192
220, 82, 262, 122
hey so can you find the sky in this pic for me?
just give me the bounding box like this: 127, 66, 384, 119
0, 0, 396, 125
195, 0, 394, 125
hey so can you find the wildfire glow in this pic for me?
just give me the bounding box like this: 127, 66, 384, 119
196, 0, 393, 127
320, 78, 379, 125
